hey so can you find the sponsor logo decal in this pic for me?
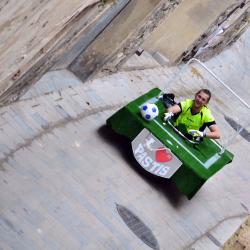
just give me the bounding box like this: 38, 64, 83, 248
132, 128, 182, 178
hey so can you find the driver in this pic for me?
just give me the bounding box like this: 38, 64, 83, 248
163, 89, 220, 140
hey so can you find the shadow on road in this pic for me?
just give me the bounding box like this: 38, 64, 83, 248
97, 124, 188, 208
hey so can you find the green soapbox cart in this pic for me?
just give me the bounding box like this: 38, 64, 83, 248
107, 88, 234, 199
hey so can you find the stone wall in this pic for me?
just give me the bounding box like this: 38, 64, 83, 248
142, 0, 248, 64
0, 0, 249, 105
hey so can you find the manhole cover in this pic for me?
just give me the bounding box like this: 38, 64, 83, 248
224, 116, 250, 142
116, 204, 160, 250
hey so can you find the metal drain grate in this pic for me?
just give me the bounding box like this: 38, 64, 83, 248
224, 116, 250, 142
116, 204, 160, 250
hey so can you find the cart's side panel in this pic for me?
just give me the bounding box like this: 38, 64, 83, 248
106, 106, 144, 140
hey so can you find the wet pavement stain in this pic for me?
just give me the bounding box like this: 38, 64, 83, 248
191, 66, 204, 79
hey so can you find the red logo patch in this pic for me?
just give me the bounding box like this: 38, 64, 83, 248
155, 147, 173, 162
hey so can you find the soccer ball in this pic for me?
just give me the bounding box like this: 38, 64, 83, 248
140, 103, 159, 121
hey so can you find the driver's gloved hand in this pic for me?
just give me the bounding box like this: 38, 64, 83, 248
163, 112, 174, 122
188, 130, 206, 140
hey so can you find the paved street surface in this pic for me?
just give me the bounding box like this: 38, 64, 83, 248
0, 29, 250, 249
